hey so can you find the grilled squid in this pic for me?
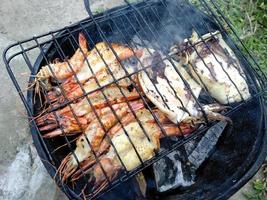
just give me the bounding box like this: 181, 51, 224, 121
138, 49, 230, 124
172, 31, 251, 104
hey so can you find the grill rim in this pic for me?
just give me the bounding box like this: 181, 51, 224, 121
2, 0, 267, 199
211, 98, 267, 200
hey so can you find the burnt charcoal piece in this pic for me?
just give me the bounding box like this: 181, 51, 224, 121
153, 121, 227, 192
188, 121, 228, 169
153, 149, 194, 192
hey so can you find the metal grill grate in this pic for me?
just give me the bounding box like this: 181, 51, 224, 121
3, 0, 267, 199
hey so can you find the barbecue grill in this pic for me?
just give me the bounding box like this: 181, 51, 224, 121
3, 0, 267, 199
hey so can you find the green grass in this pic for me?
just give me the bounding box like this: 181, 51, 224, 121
243, 163, 267, 200
207, 0, 267, 73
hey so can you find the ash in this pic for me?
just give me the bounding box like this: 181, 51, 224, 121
153, 150, 194, 192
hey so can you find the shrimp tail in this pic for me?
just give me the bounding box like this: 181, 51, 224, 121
57, 154, 79, 183
90, 158, 120, 196
71, 157, 97, 181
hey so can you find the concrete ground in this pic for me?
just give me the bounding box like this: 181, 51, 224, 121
0, 0, 264, 199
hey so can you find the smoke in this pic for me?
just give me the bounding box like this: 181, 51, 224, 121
129, 0, 218, 54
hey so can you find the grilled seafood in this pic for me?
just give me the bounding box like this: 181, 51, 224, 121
82, 109, 193, 196
40, 101, 142, 138
138, 49, 230, 124
171, 31, 251, 104
63, 86, 141, 116
57, 101, 145, 181
35, 33, 88, 89
47, 59, 139, 104
39, 114, 89, 137
36, 86, 141, 129
74, 42, 141, 83
34, 30, 251, 197
71, 108, 192, 181
47, 42, 142, 98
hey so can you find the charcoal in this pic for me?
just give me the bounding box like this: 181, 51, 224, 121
184, 138, 201, 154
153, 149, 194, 192
153, 121, 227, 192
188, 121, 227, 169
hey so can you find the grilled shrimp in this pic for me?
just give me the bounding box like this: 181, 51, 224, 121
35, 33, 88, 89
71, 108, 192, 181
60, 86, 141, 116
36, 86, 141, 128
39, 114, 89, 138
49, 42, 142, 95
47, 60, 138, 104
40, 101, 143, 138
82, 109, 194, 196
72, 43, 142, 84
57, 85, 141, 114
57, 100, 145, 182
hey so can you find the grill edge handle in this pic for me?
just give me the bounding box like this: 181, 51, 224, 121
83, 0, 94, 18
83, 0, 139, 17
